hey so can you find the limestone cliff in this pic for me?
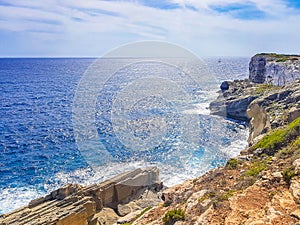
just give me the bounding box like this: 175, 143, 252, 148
249, 53, 300, 86
210, 79, 300, 145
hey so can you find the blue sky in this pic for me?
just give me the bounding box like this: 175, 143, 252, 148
0, 0, 300, 57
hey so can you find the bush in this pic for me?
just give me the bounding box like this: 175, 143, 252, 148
136, 207, 152, 219
255, 84, 280, 95
253, 117, 300, 155
219, 189, 236, 201
282, 167, 296, 185
162, 209, 185, 225
244, 161, 267, 177
225, 158, 239, 170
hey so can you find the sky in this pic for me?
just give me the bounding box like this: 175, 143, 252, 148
0, 0, 300, 57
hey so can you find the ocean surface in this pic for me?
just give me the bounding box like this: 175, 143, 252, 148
0, 57, 249, 214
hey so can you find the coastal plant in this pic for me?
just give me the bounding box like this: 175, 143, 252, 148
225, 158, 239, 170
244, 161, 267, 177
219, 189, 236, 201
162, 209, 185, 225
253, 117, 300, 155
276, 136, 300, 160
199, 192, 216, 203
282, 167, 296, 185
276, 56, 289, 62
136, 207, 152, 219
255, 84, 280, 95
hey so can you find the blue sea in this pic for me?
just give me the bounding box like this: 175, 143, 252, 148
0, 57, 249, 214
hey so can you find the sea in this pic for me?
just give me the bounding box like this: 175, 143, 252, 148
0, 57, 249, 214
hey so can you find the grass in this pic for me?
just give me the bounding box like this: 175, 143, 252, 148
276, 136, 300, 161
163, 209, 185, 225
276, 55, 290, 62
255, 84, 280, 95
256, 53, 299, 58
253, 117, 300, 155
136, 207, 152, 219
244, 161, 267, 177
282, 167, 296, 185
219, 189, 236, 201
225, 158, 239, 170
199, 192, 216, 202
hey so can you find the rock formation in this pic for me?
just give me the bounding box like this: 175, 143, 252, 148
0, 167, 163, 225
249, 53, 300, 86
129, 79, 300, 225
209, 79, 258, 121
210, 79, 300, 144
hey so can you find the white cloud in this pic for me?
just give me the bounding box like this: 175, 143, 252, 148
0, 0, 299, 56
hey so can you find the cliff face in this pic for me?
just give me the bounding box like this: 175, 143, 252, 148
249, 53, 300, 86
132, 86, 300, 224
210, 79, 300, 144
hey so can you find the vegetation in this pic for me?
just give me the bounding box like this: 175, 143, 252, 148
136, 207, 152, 219
276, 57, 289, 62
256, 53, 299, 58
225, 158, 239, 170
255, 83, 281, 95
253, 117, 300, 155
282, 167, 296, 185
219, 189, 236, 201
199, 192, 216, 202
244, 161, 267, 177
162, 209, 185, 225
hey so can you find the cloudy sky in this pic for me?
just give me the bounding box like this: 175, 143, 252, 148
0, 0, 299, 57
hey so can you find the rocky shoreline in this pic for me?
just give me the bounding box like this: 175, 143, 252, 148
1, 53, 300, 225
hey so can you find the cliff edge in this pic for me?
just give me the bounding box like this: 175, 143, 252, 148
249, 53, 300, 86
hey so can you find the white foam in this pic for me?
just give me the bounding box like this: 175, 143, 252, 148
0, 187, 45, 214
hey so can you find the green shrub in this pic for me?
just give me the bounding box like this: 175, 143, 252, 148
136, 207, 152, 219
253, 117, 300, 154
282, 167, 296, 185
219, 189, 236, 201
244, 161, 267, 177
276, 137, 300, 159
162, 209, 185, 225
276, 56, 289, 62
255, 84, 280, 95
225, 158, 239, 170
199, 192, 216, 202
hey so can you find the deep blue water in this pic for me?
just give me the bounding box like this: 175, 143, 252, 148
0, 57, 249, 214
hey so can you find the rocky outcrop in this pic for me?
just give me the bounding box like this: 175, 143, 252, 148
209, 80, 258, 121
210, 78, 300, 144
247, 81, 300, 144
130, 114, 300, 225
249, 53, 300, 86
0, 167, 162, 225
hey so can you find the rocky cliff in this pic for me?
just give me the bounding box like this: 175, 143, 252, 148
210, 79, 300, 144
249, 53, 300, 86
129, 63, 300, 224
